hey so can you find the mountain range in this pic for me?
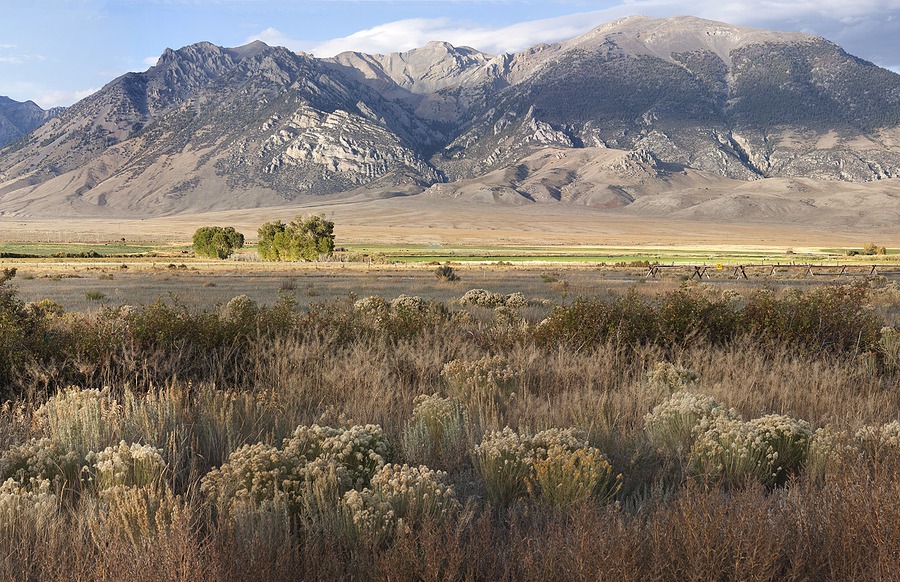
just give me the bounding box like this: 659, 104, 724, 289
0, 97, 62, 149
1, 15, 899, 228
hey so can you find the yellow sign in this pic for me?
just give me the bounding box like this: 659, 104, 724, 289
716, 264, 723, 270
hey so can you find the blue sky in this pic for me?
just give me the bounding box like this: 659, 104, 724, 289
2, 0, 899, 108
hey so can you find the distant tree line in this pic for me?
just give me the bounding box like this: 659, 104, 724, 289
192, 215, 335, 261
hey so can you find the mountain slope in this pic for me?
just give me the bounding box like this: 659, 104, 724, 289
1, 15, 899, 222
430, 15, 900, 181
0, 96, 60, 148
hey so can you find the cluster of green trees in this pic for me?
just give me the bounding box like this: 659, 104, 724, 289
192, 215, 335, 262
192, 227, 245, 259
257, 215, 335, 262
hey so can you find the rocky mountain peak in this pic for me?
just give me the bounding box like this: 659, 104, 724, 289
331, 40, 492, 95
0, 96, 60, 148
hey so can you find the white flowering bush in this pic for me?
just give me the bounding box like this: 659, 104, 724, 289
391, 294, 426, 316
690, 413, 812, 487
474, 427, 619, 506
645, 362, 699, 395
0, 478, 57, 538
202, 442, 324, 514
353, 295, 390, 324
442, 356, 517, 429
86, 441, 166, 490
306, 424, 391, 489
855, 420, 900, 457
504, 292, 528, 309
530, 445, 621, 508
202, 424, 389, 516
459, 289, 505, 308
644, 392, 728, 454
35, 386, 122, 457
0, 437, 81, 491
402, 394, 469, 470
473, 428, 534, 505
343, 463, 459, 542
529, 428, 590, 459
806, 425, 850, 482
222, 294, 258, 322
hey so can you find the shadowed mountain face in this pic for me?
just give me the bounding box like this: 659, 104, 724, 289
0, 97, 61, 148
1, 15, 900, 218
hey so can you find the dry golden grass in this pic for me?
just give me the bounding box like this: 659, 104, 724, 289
0, 272, 898, 580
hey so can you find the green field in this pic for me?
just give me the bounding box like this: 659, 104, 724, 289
339, 243, 891, 265
0, 241, 184, 257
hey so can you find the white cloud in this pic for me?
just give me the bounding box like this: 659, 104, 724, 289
247, 27, 311, 51
0, 53, 46, 65
34, 87, 99, 109
301, 11, 630, 57
144, 56, 160, 67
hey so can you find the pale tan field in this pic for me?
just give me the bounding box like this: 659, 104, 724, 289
2, 195, 898, 248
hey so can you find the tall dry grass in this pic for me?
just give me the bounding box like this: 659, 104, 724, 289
0, 277, 897, 580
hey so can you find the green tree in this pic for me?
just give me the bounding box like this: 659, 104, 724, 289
193, 226, 245, 259
257, 220, 287, 261
257, 215, 335, 262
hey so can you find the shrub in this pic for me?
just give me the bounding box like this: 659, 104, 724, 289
644, 361, 700, 395
87, 485, 184, 548
221, 294, 258, 323
504, 292, 527, 308
442, 356, 517, 430
862, 242, 887, 255
741, 284, 880, 355
86, 441, 166, 490
0, 438, 81, 491
402, 394, 469, 471
473, 427, 610, 507
353, 295, 390, 324
434, 265, 459, 282
644, 392, 727, 454
34, 387, 122, 458
285, 423, 390, 490
806, 425, 850, 482
0, 268, 57, 395
201, 442, 346, 515
390, 294, 426, 316
529, 427, 590, 456
0, 478, 57, 541
690, 413, 812, 487
530, 444, 621, 508
472, 427, 533, 506
201, 423, 390, 518
192, 226, 244, 259
533, 292, 657, 350
854, 420, 900, 458
343, 464, 459, 542
459, 289, 505, 308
